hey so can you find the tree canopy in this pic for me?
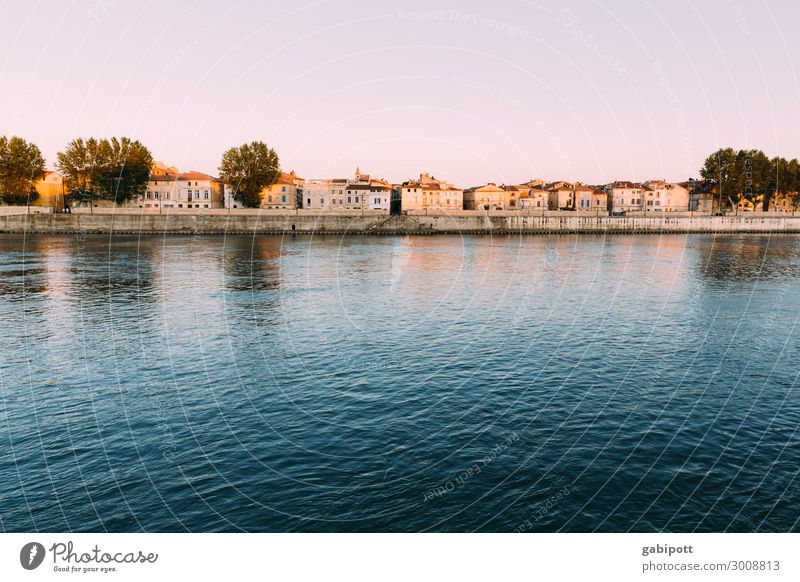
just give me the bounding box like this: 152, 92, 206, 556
57, 137, 153, 205
218, 141, 280, 208
0, 136, 46, 205
699, 148, 800, 211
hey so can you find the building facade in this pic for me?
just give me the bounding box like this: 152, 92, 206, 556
464, 183, 511, 210
32, 171, 67, 211
642, 180, 690, 212
605, 181, 645, 213
400, 173, 463, 212
259, 171, 303, 209
137, 168, 224, 209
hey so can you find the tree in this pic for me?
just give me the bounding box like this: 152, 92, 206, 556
786, 158, 800, 214
0, 136, 46, 205
57, 137, 153, 205
56, 138, 103, 206
735, 149, 770, 211
218, 141, 280, 208
95, 137, 153, 203
699, 148, 738, 211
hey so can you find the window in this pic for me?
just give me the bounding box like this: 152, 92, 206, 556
355, 197, 359, 203
204, 190, 209, 199
347, 197, 352, 203
307, 198, 311, 205
282, 186, 286, 192
282, 195, 286, 202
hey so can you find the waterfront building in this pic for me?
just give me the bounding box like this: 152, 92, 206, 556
464, 183, 511, 210
517, 184, 549, 209
399, 173, 463, 212
642, 180, 690, 212
605, 181, 645, 213
366, 178, 392, 211
546, 182, 574, 210
259, 170, 303, 210
137, 164, 224, 209
301, 179, 335, 209
590, 187, 608, 211
301, 168, 390, 212
32, 171, 67, 211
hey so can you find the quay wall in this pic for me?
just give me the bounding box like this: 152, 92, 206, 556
2, 210, 800, 234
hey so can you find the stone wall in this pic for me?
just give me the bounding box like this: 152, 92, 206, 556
2, 211, 800, 234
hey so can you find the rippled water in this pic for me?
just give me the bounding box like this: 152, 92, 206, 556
0, 233, 798, 532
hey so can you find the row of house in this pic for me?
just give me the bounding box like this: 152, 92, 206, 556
20, 163, 795, 214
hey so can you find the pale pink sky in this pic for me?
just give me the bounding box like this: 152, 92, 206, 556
1, 0, 798, 186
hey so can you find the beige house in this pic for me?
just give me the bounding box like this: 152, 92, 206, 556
590, 188, 608, 212
301, 179, 335, 209
605, 181, 644, 213
400, 173, 463, 212
260, 171, 303, 209
518, 185, 549, 210
464, 183, 513, 210
546, 182, 575, 210
301, 168, 390, 213
32, 171, 67, 211
137, 165, 224, 209
642, 180, 690, 212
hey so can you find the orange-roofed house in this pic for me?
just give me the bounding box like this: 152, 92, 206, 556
400, 173, 463, 212
133, 164, 224, 209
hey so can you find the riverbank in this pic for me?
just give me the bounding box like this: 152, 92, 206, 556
2, 210, 800, 234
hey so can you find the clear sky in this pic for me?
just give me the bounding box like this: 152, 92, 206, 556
1, 0, 798, 186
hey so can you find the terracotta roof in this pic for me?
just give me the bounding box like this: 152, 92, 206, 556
609, 181, 642, 189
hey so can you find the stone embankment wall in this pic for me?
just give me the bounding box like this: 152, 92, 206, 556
1, 209, 800, 234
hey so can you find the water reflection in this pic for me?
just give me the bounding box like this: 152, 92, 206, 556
696, 235, 800, 282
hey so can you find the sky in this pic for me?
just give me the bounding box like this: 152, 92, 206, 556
1, 0, 799, 186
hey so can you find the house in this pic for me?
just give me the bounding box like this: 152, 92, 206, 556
642, 180, 690, 212
605, 181, 644, 213
32, 171, 67, 211
260, 171, 303, 209
590, 187, 608, 212
137, 165, 224, 209
367, 178, 392, 211
399, 173, 463, 212
464, 183, 511, 210
300, 168, 390, 212
573, 184, 594, 210
301, 179, 334, 210
517, 185, 549, 210
546, 182, 576, 210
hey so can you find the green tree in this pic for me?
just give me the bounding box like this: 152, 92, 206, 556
95, 137, 153, 203
218, 141, 280, 208
56, 138, 103, 206
786, 158, 800, 214
699, 147, 738, 211
735, 149, 770, 211
57, 137, 153, 205
0, 136, 46, 205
